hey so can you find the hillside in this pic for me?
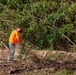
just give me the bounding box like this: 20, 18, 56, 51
0, 0, 76, 75
0, 0, 76, 51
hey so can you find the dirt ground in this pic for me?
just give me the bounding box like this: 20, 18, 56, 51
0, 49, 76, 75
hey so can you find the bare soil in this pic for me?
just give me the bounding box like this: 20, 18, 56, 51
0, 49, 76, 75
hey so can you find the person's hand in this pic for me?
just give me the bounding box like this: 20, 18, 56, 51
21, 40, 24, 44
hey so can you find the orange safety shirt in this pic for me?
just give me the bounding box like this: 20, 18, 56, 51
9, 30, 21, 44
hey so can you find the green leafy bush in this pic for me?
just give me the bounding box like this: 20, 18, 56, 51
0, 0, 76, 51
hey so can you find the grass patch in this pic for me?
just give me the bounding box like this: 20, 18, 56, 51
57, 69, 74, 75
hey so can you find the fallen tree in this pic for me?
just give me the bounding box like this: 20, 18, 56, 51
28, 50, 76, 63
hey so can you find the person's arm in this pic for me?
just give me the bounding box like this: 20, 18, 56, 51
16, 31, 22, 42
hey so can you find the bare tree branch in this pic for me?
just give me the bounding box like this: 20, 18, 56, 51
1, 41, 9, 50
46, 26, 76, 47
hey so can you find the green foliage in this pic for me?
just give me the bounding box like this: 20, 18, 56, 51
0, 0, 7, 5
57, 69, 74, 75
0, 0, 76, 51
59, 24, 74, 37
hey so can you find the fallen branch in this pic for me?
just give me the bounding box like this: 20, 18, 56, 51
8, 68, 24, 74
1, 41, 9, 50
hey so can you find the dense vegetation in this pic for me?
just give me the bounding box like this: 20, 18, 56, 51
0, 0, 76, 51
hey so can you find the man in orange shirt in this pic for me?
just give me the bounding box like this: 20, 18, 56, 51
7, 26, 23, 62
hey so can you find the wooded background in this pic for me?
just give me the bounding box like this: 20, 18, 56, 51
0, 0, 76, 52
